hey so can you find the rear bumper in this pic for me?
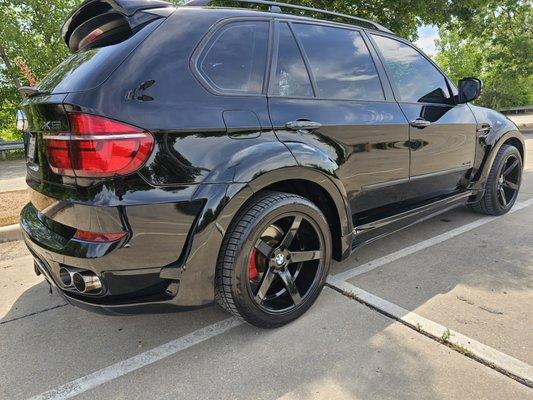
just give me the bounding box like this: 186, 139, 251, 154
21, 182, 251, 314
31, 253, 205, 315
20, 185, 209, 313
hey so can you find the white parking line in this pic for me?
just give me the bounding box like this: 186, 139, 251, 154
327, 277, 533, 387
25, 199, 533, 399
28, 318, 243, 400
334, 198, 533, 282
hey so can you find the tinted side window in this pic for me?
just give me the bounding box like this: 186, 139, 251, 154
372, 35, 452, 104
199, 21, 269, 94
272, 23, 314, 97
293, 24, 384, 101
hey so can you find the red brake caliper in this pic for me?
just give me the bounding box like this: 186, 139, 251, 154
249, 248, 259, 281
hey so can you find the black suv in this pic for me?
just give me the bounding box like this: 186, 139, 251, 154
19, 0, 524, 328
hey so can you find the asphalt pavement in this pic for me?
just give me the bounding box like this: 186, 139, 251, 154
0, 133, 532, 399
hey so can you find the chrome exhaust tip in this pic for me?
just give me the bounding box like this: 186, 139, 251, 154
59, 267, 74, 287
72, 271, 102, 294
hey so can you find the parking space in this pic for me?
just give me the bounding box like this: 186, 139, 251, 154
341, 202, 533, 364
1, 286, 531, 400
0, 133, 532, 399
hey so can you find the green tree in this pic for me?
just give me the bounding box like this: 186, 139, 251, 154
209, 0, 491, 39
436, 0, 533, 109
0, 0, 82, 140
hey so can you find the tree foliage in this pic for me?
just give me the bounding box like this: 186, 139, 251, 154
0, 0, 82, 139
436, 0, 533, 109
0, 0, 531, 140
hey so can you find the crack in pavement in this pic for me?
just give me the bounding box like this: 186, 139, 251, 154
0, 303, 68, 326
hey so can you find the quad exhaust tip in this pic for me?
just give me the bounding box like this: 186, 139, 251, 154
72, 271, 103, 294
59, 267, 102, 294
59, 267, 74, 287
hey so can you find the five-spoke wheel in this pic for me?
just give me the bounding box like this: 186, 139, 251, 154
215, 192, 331, 328
249, 213, 325, 313
470, 144, 522, 215
496, 153, 521, 208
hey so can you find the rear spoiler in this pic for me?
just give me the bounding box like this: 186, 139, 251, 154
61, 0, 174, 53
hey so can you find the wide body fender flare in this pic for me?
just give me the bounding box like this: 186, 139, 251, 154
470, 129, 525, 192
163, 143, 354, 306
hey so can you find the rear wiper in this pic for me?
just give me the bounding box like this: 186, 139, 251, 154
19, 86, 46, 99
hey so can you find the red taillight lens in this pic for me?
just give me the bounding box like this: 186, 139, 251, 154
74, 230, 126, 242
46, 138, 74, 175
45, 112, 154, 178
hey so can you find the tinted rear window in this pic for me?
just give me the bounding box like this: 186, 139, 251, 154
198, 21, 270, 94
37, 20, 161, 94
271, 22, 314, 98
293, 24, 384, 101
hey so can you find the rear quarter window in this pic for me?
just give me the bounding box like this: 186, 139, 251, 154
197, 21, 270, 95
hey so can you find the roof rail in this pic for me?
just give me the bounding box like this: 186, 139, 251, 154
184, 0, 392, 33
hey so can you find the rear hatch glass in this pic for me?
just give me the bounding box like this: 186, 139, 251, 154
37, 18, 162, 94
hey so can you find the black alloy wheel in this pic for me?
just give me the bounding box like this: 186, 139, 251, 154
215, 192, 332, 328
470, 144, 522, 216
496, 153, 521, 208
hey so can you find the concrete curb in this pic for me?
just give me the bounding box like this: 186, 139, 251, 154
328, 277, 533, 387
0, 224, 22, 243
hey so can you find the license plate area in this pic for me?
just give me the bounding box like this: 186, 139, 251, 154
27, 134, 37, 163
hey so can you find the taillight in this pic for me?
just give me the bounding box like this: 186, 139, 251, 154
74, 230, 126, 242
45, 112, 154, 178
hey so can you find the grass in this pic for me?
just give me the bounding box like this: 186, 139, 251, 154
441, 328, 453, 342
1, 150, 25, 161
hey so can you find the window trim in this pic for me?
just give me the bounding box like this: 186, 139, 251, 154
267, 18, 390, 103
190, 17, 274, 97
368, 31, 458, 106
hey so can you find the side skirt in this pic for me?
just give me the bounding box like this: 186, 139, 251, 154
351, 191, 472, 250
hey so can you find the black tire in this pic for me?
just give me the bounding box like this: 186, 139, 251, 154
215, 191, 332, 328
469, 144, 522, 216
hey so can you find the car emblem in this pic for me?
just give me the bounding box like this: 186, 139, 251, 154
42, 120, 61, 131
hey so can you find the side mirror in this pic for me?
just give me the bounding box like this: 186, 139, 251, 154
458, 77, 482, 103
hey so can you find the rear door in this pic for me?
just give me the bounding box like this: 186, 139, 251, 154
370, 33, 477, 199
267, 20, 410, 220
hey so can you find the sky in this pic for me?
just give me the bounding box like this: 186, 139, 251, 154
415, 25, 439, 57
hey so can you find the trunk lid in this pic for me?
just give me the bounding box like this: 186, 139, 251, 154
20, 94, 74, 191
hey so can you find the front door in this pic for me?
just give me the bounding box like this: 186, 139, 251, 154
370, 33, 477, 199
267, 21, 410, 220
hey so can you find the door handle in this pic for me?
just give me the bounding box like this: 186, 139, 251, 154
285, 120, 322, 132
410, 118, 431, 129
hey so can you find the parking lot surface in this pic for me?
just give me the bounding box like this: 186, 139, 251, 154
0, 133, 532, 399
0, 160, 27, 193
